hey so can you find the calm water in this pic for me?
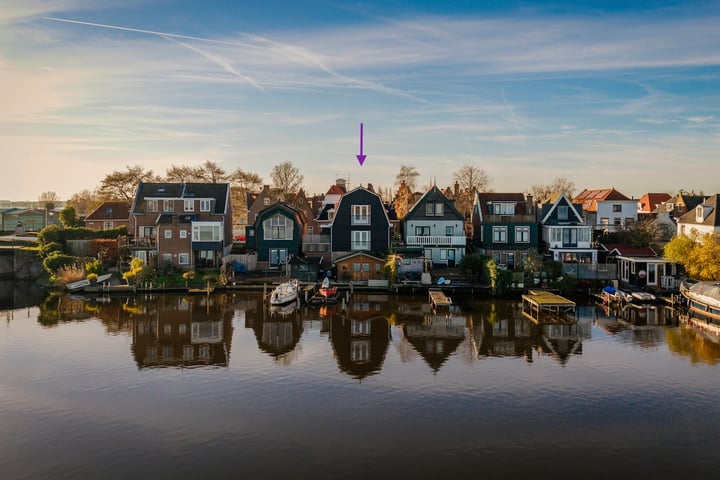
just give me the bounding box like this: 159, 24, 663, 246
1, 282, 719, 480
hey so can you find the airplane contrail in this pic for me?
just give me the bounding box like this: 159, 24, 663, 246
43, 16, 256, 48
501, 88, 522, 136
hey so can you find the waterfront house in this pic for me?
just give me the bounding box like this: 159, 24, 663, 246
677, 193, 720, 237
573, 187, 637, 235
302, 179, 347, 262
472, 192, 538, 270
129, 182, 233, 269
246, 201, 305, 270
335, 251, 385, 282
403, 186, 466, 268
539, 193, 596, 264
330, 186, 392, 260
600, 243, 678, 289
85, 202, 130, 231
329, 304, 390, 379
289, 255, 323, 282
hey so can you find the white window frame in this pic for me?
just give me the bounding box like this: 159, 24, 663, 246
146, 199, 158, 212
492, 226, 508, 243
103, 221, 114, 230
352, 205, 370, 225
180, 230, 187, 239
199, 199, 212, 212
263, 214, 293, 240
179, 253, 189, 265
163, 200, 174, 212
558, 205, 569, 221
351, 230, 370, 250
192, 222, 222, 242
164, 229, 172, 239
184, 200, 194, 212
515, 226, 530, 243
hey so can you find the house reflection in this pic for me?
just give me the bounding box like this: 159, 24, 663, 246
470, 301, 590, 364
592, 303, 678, 348
245, 301, 303, 361
131, 294, 234, 368
330, 298, 390, 379
402, 311, 466, 373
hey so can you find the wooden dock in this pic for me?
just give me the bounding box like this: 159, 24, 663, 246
522, 290, 576, 324
429, 289, 452, 309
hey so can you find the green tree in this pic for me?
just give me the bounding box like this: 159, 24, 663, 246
59, 205, 83, 228
664, 232, 720, 280
100, 165, 158, 202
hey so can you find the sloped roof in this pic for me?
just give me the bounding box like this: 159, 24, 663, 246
406, 185, 464, 220
86, 201, 130, 221
133, 182, 230, 214
474, 192, 527, 218
600, 243, 657, 257
678, 194, 720, 227
638, 193, 671, 213
573, 188, 631, 213
334, 251, 385, 263
326, 184, 346, 195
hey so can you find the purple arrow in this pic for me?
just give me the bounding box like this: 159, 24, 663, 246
356, 123, 366, 166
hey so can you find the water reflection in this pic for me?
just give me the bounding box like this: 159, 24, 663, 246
17, 288, 720, 372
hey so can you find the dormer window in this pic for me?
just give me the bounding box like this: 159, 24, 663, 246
426, 202, 444, 216
492, 203, 515, 215
200, 200, 212, 212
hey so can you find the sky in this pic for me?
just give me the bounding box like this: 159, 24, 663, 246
1, 0, 719, 202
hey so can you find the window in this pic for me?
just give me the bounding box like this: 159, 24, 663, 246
307, 226, 313, 235
613, 218, 622, 226
562, 228, 577, 246
263, 214, 293, 240
426, 202, 444, 216
162, 253, 172, 263
492, 203, 515, 215
440, 250, 447, 260
184, 200, 194, 212
625, 218, 635, 226
103, 221, 113, 229
515, 226, 530, 243
354, 263, 361, 272
351, 320, 371, 335
192, 223, 221, 242
600, 217, 610, 225
163, 200, 174, 212
164, 230, 172, 239
180, 230, 187, 239
263, 198, 270, 206
352, 205, 370, 225
141, 226, 156, 238
492, 226, 507, 243
200, 199, 212, 212
350, 340, 370, 362
362, 263, 370, 272
269, 248, 287, 266
415, 226, 430, 236
446, 226, 454, 236
613, 204, 622, 212
179, 253, 189, 265
351, 231, 370, 250
146, 199, 158, 212
558, 205, 568, 220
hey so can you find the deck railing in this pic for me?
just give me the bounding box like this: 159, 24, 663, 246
406, 235, 466, 246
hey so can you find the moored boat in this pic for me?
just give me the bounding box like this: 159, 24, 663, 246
680, 279, 720, 321
319, 277, 338, 298
66, 273, 113, 292
270, 279, 299, 306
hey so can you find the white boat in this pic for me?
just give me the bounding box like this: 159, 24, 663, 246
66, 273, 112, 292
631, 291, 656, 303
680, 279, 720, 321
270, 279, 299, 306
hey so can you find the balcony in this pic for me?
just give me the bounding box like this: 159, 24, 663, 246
406, 235, 466, 247
302, 234, 330, 253
128, 237, 156, 249
484, 214, 536, 223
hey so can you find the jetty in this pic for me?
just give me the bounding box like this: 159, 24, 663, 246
521, 290, 576, 324
429, 288, 452, 310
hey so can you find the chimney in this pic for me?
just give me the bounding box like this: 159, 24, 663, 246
454, 181, 459, 197
526, 193, 534, 215
367, 183, 375, 193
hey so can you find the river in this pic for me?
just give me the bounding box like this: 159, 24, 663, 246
1, 283, 718, 480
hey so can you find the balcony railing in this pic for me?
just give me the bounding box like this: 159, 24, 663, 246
483, 214, 537, 223
128, 237, 156, 248
406, 235, 466, 246
302, 234, 331, 253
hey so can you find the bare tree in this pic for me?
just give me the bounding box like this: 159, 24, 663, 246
38, 191, 60, 205
99, 165, 158, 202
271, 161, 304, 200
395, 165, 420, 192
529, 177, 576, 202
230, 167, 263, 191
165, 165, 203, 183
452, 164, 492, 193
67, 189, 102, 216
196, 160, 227, 183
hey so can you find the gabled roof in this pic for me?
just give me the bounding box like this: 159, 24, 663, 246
326, 184, 346, 195
334, 251, 385, 263
473, 192, 527, 222
677, 194, 720, 227
600, 243, 657, 257
133, 182, 230, 214
405, 185, 463, 220
540, 193, 585, 225
638, 193, 671, 213
255, 201, 306, 226
85, 201, 130, 221
573, 188, 631, 213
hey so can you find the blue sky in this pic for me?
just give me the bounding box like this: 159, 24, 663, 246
1, 0, 719, 201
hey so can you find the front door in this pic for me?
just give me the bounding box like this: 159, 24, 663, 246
448, 249, 456, 267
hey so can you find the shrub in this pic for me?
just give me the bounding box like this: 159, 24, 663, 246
40, 241, 64, 258
55, 264, 85, 285
43, 253, 77, 274
84, 258, 103, 275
